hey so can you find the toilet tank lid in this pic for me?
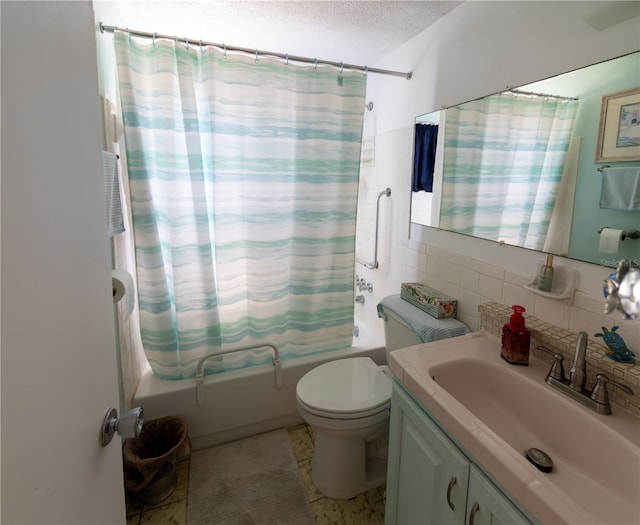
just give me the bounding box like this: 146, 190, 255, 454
377, 294, 468, 343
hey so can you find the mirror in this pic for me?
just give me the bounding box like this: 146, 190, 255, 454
411, 51, 640, 266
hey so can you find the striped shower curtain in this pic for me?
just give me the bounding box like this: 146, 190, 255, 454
439, 93, 579, 250
114, 34, 366, 379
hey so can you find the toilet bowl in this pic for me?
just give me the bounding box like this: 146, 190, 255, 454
296, 357, 392, 499
296, 294, 469, 499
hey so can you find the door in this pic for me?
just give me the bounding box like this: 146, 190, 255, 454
465, 467, 532, 525
1, 2, 126, 523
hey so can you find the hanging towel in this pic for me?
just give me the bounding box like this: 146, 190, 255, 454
599, 167, 640, 210
377, 294, 469, 343
102, 151, 125, 236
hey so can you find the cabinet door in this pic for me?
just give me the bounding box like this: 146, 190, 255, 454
386, 384, 469, 525
466, 466, 532, 525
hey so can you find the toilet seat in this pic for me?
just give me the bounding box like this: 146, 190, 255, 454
296, 357, 392, 420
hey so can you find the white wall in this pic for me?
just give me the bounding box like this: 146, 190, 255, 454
356, 1, 640, 352
92, 1, 149, 411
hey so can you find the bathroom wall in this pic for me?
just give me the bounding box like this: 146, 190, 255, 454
93, 2, 149, 410
356, 1, 640, 354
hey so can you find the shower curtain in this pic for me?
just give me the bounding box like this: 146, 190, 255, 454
439, 93, 579, 251
114, 34, 366, 379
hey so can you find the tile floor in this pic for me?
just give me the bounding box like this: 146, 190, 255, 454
126, 423, 386, 525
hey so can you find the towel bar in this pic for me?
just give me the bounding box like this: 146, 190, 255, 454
195, 343, 282, 406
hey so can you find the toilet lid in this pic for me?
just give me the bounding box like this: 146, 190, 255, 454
296, 357, 392, 416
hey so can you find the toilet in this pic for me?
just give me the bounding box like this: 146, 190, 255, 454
296, 294, 468, 499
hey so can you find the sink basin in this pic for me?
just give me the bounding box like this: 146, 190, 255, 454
389, 332, 640, 525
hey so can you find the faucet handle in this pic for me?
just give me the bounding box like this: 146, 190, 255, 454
590, 374, 634, 415
537, 346, 565, 382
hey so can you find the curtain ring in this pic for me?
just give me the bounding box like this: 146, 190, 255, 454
185, 37, 189, 50
199, 40, 204, 54
127, 28, 131, 43
314, 58, 318, 70
223, 43, 227, 58
255, 49, 259, 63
364, 65, 368, 77
285, 53, 289, 68
152, 32, 156, 47
339, 62, 343, 74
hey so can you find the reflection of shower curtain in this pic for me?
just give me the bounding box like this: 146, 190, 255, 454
543, 137, 581, 255
440, 94, 579, 250
114, 34, 366, 379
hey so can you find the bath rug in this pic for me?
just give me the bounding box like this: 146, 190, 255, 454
186, 428, 314, 525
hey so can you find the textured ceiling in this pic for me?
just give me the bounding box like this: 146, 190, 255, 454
100, 1, 463, 66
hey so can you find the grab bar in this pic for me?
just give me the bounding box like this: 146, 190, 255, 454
357, 188, 391, 269
195, 343, 282, 407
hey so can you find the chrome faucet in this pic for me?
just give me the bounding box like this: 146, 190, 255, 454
355, 276, 373, 292
540, 331, 634, 415
568, 331, 588, 391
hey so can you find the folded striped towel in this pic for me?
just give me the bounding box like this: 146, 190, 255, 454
377, 294, 469, 343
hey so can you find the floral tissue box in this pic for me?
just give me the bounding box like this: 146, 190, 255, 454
400, 283, 458, 319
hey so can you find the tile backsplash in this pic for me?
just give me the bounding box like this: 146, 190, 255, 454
479, 302, 640, 417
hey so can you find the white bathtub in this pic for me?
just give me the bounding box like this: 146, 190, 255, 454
133, 322, 386, 450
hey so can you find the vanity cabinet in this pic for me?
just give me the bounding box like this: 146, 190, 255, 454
385, 383, 534, 525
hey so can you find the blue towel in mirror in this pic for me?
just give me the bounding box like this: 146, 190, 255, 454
599, 167, 640, 210
412, 124, 438, 192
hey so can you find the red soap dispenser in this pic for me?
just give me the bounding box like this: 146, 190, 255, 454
501, 305, 530, 365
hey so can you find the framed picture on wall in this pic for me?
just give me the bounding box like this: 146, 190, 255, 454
595, 87, 640, 162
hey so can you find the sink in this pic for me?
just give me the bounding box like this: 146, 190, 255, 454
389, 332, 640, 525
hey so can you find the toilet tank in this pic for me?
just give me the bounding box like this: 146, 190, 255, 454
379, 295, 469, 363
382, 307, 423, 353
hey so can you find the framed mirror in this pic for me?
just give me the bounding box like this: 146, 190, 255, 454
410, 51, 640, 266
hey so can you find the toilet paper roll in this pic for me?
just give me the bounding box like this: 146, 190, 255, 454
598, 228, 624, 254
112, 268, 135, 321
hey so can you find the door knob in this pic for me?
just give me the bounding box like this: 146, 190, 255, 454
99, 406, 144, 447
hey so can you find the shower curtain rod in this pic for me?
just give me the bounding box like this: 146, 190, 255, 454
504, 89, 578, 102
99, 23, 413, 80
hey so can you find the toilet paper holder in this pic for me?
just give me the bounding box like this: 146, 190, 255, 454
597, 228, 640, 241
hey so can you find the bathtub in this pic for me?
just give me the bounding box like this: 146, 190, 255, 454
133, 321, 386, 450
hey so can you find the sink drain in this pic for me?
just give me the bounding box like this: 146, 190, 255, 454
526, 448, 553, 473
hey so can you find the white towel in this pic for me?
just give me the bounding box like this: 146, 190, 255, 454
599, 166, 640, 210
102, 151, 125, 236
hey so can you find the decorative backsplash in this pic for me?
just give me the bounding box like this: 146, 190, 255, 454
479, 302, 640, 417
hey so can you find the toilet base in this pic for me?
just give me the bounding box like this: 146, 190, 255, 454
311, 428, 388, 499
